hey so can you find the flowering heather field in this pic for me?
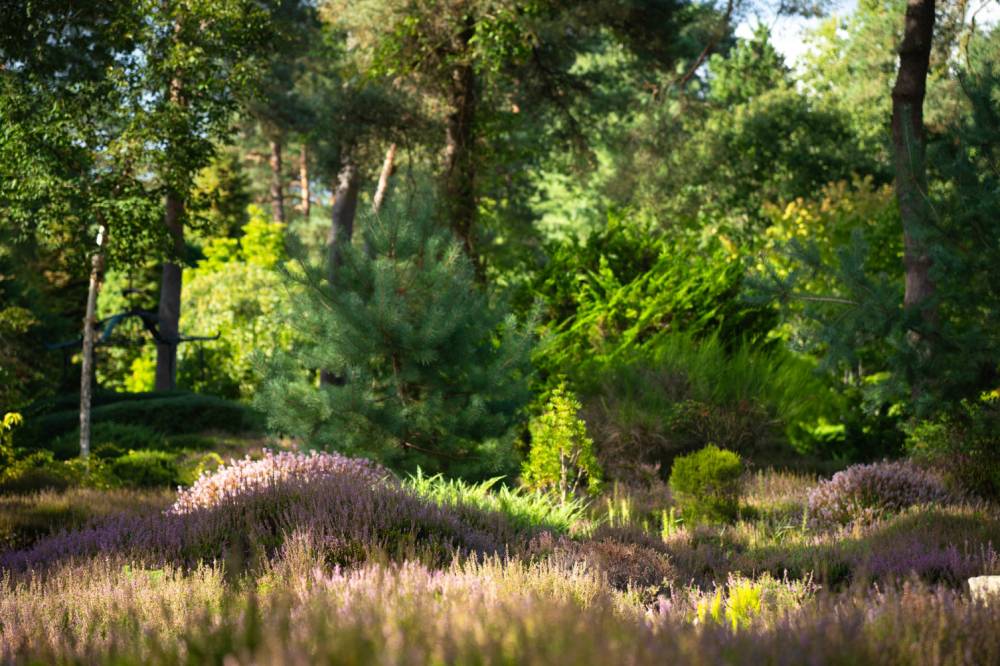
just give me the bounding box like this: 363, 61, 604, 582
2, 453, 1000, 665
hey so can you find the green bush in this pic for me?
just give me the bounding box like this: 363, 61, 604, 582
110, 450, 180, 488
176, 451, 225, 486
578, 333, 838, 481
20, 393, 263, 451
0, 451, 73, 494
906, 398, 1000, 501
669, 445, 744, 523
51, 422, 167, 460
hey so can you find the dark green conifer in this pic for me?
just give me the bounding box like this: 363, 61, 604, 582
257, 206, 533, 478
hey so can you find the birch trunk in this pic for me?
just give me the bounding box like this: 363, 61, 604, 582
79, 224, 107, 460
372, 143, 397, 214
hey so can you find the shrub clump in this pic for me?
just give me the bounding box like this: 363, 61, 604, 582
52, 422, 167, 460
110, 450, 180, 488
807, 460, 953, 527
170, 449, 391, 514
668, 445, 743, 523
906, 398, 1000, 502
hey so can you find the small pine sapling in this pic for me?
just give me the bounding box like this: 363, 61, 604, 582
522, 383, 602, 503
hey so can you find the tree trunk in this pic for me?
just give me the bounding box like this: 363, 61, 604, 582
327, 159, 360, 282
154, 192, 185, 391
443, 62, 479, 272
269, 138, 285, 224
372, 143, 397, 214
891, 0, 937, 372
79, 223, 107, 460
299, 143, 310, 220
320, 158, 360, 387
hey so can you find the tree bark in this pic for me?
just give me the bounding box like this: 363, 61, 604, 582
443, 62, 479, 272
327, 158, 360, 282
154, 192, 185, 391
320, 158, 360, 387
79, 223, 107, 460
891, 0, 937, 366
269, 137, 285, 224
372, 143, 397, 214
299, 143, 310, 220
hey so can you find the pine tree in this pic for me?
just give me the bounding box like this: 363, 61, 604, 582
257, 206, 534, 478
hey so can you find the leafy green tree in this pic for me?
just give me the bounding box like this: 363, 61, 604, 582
143, 0, 295, 391
522, 382, 602, 502
257, 205, 534, 478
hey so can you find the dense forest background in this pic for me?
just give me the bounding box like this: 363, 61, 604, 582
1, 0, 999, 492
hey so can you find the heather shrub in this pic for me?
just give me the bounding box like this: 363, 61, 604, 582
669, 445, 744, 523
807, 460, 953, 527
170, 449, 392, 514
110, 451, 180, 488
0, 488, 171, 551
523, 383, 603, 502
6, 557, 1000, 665
906, 398, 1000, 501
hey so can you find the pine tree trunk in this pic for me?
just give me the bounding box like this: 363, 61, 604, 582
891, 0, 937, 377
299, 144, 310, 220
443, 62, 479, 272
269, 138, 285, 224
79, 224, 107, 460
328, 159, 360, 282
154, 192, 184, 391
320, 158, 360, 387
372, 143, 397, 214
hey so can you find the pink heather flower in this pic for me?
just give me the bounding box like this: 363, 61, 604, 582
170, 449, 393, 515
807, 460, 953, 527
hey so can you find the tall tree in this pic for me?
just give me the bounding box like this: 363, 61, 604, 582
0, 0, 162, 451
146, 0, 282, 390
891, 0, 936, 385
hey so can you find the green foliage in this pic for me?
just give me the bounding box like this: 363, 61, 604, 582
52, 423, 167, 461
406, 470, 587, 534
0, 450, 72, 494
258, 208, 533, 479
176, 206, 296, 399
579, 332, 840, 481
109, 451, 180, 489
0, 412, 22, 470
669, 445, 743, 523
527, 217, 776, 376
522, 383, 602, 502
176, 452, 225, 487
906, 396, 1000, 502
20, 393, 263, 452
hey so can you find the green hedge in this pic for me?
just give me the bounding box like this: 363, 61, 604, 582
19, 392, 263, 455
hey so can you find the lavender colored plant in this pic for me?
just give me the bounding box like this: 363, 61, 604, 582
807, 461, 954, 527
